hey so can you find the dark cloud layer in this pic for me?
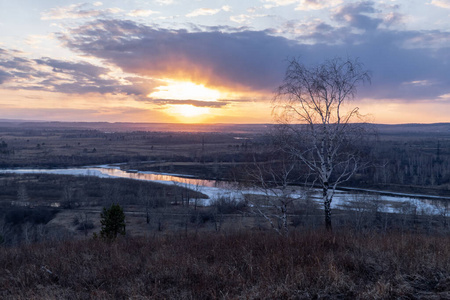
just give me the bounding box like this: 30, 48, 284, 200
0, 49, 153, 96
57, 3, 450, 102
150, 99, 228, 108
59, 19, 296, 91
0, 69, 11, 84
35, 58, 110, 78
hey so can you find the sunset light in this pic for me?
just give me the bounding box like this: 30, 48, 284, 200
148, 81, 222, 101
166, 104, 211, 123
0, 0, 449, 124
147, 80, 226, 122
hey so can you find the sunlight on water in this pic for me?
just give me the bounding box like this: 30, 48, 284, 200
0, 166, 447, 214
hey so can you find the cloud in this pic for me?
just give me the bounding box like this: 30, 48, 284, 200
332, 1, 383, 31
7, 0, 450, 106
35, 57, 110, 78
186, 6, 232, 18
280, 19, 352, 43
222, 5, 232, 12
41, 3, 122, 20
128, 9, 160, 17
430, 0, 450, 9
330, 2, 403, 31
279, 4, 450, 101
150, 99, 228, 108
0, 52, 37, 82
229, 13, 268, 24
59, 19, 294, 92
0, 69, 11, 84
382, 12, 403, 27
230, 14, 253, 24
402, 80, 435, 87
263, 0, 341, 10
155, 0, 174, 5
0, 49, 155, 96
186, 7, 225, 17
55, 17, 450, 102
295, 0, 342, 11
439, 93, 450, 99
263, 0, 297, 9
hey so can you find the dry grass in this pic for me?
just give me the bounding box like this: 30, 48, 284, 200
0, 128, 245, 169
1, 230, 449, 299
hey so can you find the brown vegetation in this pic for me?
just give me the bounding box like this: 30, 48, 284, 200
0, 127, 253, 169
1, 230, 449, 299
0, 173, 209, 245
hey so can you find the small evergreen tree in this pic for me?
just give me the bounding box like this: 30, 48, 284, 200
100, 204, 126, 240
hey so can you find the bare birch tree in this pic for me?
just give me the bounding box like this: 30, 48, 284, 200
274, 57, 371, 231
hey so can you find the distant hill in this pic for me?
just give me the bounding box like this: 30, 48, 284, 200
0, 119, 449, 135
373, 123, 450, 136
0, 120, 272, 133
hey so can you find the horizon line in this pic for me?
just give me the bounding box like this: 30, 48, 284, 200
1, 118, 450, 127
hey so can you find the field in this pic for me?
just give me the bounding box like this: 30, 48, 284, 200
0, 122, 449, 239
0, 126, 250, 169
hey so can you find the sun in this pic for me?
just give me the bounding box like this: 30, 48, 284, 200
148, 80, 221, 101
147, 80, 223, 122
168, 104, 210, 119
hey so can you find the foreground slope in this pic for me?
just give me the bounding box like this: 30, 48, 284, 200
1, 231, 449, 299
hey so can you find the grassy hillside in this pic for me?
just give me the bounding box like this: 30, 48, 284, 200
1, 230, 449, 299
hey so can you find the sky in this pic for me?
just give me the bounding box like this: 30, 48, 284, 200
0, 0, 449, 124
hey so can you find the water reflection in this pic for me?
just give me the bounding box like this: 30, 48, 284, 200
91, 167, 233, 188
0, 166, 448, 215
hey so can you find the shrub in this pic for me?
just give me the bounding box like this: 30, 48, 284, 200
73, 215, 95, 231
77, 222, 94, 231
190, 210, 216, 224
211, 195, 246, 214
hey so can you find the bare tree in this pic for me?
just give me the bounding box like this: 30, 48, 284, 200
274, 57, 371, 230
193, 182, 203, 210
62, 182, 75, 209
245, 149, 303, 236
17, 185, 29, 205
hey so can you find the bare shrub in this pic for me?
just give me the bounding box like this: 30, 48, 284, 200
211, 195, 246, 214
190, 210, 216, 224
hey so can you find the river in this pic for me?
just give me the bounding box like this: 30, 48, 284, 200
0, 165, 448, 215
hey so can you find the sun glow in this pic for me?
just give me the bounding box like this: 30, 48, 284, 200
167, 104, 211, 122
147, 80, 225, 122
148, 80, 222, 101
